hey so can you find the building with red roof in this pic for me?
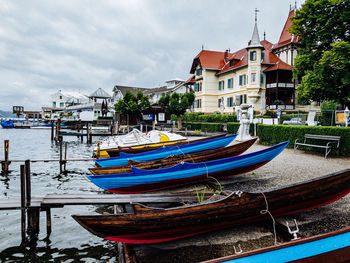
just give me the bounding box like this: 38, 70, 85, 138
189, 7, 300, 113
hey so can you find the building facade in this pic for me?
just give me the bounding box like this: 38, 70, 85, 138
189, 9, 300, 114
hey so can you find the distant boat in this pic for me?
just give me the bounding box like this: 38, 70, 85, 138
73, 168, 350, 244
88, 141, 288, 193
0, 120, 14, 128
201, 227, 350, 263
89, 138, 257, 175
94, 134, 237, 168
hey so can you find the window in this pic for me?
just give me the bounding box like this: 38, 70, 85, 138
194, 82, 202, 92
218, 98, 222, 107
59, 102, 64, 108
218, 81, 224, 90
260, 73, 264, 84
261, 52, 265, 60
227, 97, 234, 107
250, 51, 257, 61
239, 75, 246, 86
194, 99, 202, 108
196, 68, 202, 76
251, 73, 256, 83
228, 78, 233, 89
59, 95, 62, 99
235, 95, 247, 106
53, 102, 56, 108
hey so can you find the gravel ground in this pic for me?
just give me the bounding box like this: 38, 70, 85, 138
132, 138, 350, 263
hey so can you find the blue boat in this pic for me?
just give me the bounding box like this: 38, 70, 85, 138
0, 120, 14, 128
89, 141, 289, 193
95, 134, 237, 168
202, 227, 350, 263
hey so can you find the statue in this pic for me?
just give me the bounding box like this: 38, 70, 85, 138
236, 104, 253, 141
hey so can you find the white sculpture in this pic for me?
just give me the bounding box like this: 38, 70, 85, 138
237, 104, 253, 141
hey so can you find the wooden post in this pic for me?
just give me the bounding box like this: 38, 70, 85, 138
64, 142, 68, 170
25, 160, 31, 208
46, 209, 52, 236
20, 164, 26, 242
51, 120, 54, 141
205, 128, 207, 136
2, 140, 9, 176
118, 242, 126, 263
59, 140, 63, 173
86, 123, 92, 143
25, 159, 39, 237
185, 127, 188, 136
96, 141, 100, 159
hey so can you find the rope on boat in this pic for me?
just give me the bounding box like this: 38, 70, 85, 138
175, 145, 195, 163
259, 192, 277, 246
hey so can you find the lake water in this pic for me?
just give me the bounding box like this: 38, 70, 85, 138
0, 129, 118, 262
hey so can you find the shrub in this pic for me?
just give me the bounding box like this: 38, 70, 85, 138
255, 125, 350, 156
182, 113, 236, 123
183, 122, 223, 132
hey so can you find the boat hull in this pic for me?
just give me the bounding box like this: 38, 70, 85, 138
202, 227, 350, 263
88, 141, 288, 193
89, 138, 257, 175
73, 169, 350, 244
102, 133, 226, 158
94, 134, 237, 167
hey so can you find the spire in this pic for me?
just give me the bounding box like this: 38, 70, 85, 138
247, 8, 263, 49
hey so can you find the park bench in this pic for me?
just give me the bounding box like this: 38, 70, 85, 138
294, 134, 341, 158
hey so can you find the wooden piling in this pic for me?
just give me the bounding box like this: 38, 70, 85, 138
20, 164, 26, 242
51, 120, 54, 141
96, 141, 100, 159
25, 160, 31, 208
64, 142, 68, 170
2, 140, 10, 176
46, 209, 52, 235
205, 128, 207, 136
25, 160, 40, 236
59, 141, 63, 173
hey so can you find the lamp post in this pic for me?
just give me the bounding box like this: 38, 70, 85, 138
345, 107, 349, 127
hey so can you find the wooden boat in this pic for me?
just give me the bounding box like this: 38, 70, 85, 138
73, 168, 350, 244
202, 226, 350, 263
89, 138, 257, 175
95, 129, 188, 158
104, 133, 226, 157
94, 134, 238, 168
88, 141, 288, 193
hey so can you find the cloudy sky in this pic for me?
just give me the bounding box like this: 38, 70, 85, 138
0, 0, 304, 111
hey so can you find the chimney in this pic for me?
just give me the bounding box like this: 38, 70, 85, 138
224, 49, 229, 63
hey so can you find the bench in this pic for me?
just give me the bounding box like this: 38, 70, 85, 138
294, 134, 341, 158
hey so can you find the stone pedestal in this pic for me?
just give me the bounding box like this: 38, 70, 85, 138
236, 104, 253, 141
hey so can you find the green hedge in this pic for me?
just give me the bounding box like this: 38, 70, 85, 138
182, 113, 237, 123
183, 122, 224, 132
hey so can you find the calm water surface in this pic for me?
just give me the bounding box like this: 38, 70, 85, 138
0, 129, 118, 262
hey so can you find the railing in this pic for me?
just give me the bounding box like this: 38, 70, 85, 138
266, 83, 295, 88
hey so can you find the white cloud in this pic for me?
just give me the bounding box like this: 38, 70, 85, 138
0, 0, 303, 110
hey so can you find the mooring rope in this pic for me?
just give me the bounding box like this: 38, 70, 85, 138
260, 191, 277, 245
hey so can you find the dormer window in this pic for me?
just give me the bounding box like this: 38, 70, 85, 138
196, 68, 202, 76
261, 52, 265, 60
250, 51, 257, 61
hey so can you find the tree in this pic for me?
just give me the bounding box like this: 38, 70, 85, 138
158, 92, 195, 130
114, 90, 151, 125
290, 0, 350, 106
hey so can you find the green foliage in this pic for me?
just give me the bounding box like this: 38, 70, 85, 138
182, 113, 237, 123
159, 92, 195, 117
114, 90, 151, 120
183, 122, 223, 132
192, 130, 202, 136
227, 122, 254, 134
290, 0, 350, 105
195, 186, 207, 203
255, 124, 350, 156
320, 100, 340, 111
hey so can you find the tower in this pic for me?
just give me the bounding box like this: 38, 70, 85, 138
246, 8, 265, 111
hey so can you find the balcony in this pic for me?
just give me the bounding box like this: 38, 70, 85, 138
266, 83, 295, 88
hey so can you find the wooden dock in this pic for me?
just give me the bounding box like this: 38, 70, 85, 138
0, 193, 201, 210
